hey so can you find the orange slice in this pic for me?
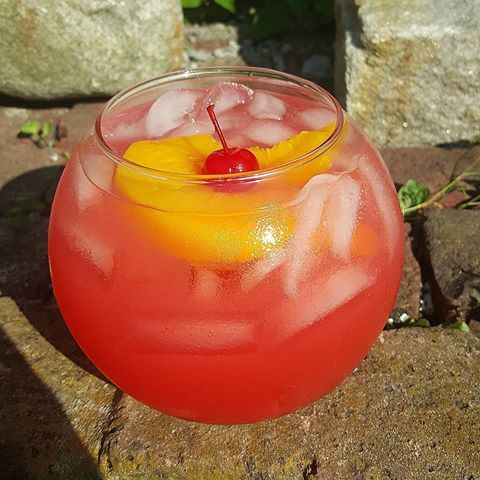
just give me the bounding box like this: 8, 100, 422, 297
115, 134, 301, 265
114, 125, 351, 265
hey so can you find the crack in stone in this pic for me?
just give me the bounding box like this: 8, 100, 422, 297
409, 216, 447, 325
302, 455, 318, 479
97, 388, 124, 472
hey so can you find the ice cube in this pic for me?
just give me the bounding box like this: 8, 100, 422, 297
283, 174, 337, 296
73, 157, 113, 212
214, 110, 252, 131
204, 81, 254, 114
172, 118, 215, 137
245, 119, 295, 146
298, 107, 337, 130
240, 250, 287, 292
247, 92, 286, 120
334, 151, 363, 173
104, 120, 146, 155
102, 102, 149, 144
276, 261, 377, 341
359, 156, 400, 255
327, 175, 361, 261
124, 315, 257, 354
192, 268, 221, 302
145, 89, 204, 137
64, 224, 115, 280
106, 122, 144, 142
175, 109, 251, 138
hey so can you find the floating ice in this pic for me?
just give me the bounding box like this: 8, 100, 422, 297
240, 250, 287, 292
104, 122, 144, 147
73, 157, 113, 212
214, 110, 251, 131
192, 268, 221, 302
145, 89, 204, 137
298, 107, 337, 130
64, 223, 115, 280
358, 156, 400, 255
172, 118, 215, 137
204, 81, 254, 114
327, 175, 361, 261
126, 315, 256, 354
248, 92, 286, 120
283, 174, 337, 296
284, 185, 328, 296
245, 119, 295, 146
277, 261, 377, 341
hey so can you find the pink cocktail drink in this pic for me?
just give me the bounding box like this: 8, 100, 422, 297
49, 68, 403, 424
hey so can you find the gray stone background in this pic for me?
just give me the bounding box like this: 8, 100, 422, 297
0, 0, 479, 478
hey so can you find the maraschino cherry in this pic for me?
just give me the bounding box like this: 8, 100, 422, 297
203, 104, 259, 175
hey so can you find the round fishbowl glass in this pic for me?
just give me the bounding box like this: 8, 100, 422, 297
48, 67, 404, 424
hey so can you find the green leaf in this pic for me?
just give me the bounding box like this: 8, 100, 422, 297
251, 0, 291, 41
287, 0, 311, 18
214, 0, 235, 13
411, 318, 430, 328
312, 0, 334, 18
443, 322, 470, 333
182, 0, 203, 8
41, 121, 54, 141
19, 120, 41, 136
398, 179, 430, 214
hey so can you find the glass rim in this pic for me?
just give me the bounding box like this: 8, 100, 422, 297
94, 66, 345, 185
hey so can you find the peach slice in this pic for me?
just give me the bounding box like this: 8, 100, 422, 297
114, 126, 337, 265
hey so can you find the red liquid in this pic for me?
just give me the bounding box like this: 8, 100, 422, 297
49, 84, 404, 424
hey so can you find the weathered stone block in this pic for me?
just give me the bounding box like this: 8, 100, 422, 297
0, 298, 116, 479
380, 146, 463, 193
335, 0, 480, 147
391, 223, 421, 321
423, 209, 480, 322
0, 0, 184, 100
100, 329, 480, 479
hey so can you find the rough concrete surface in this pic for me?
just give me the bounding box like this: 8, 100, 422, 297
100, 329, 480, 480
0, 297, 116, 480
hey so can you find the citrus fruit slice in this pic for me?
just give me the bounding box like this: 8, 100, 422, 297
115, 133, 312, 265
249, 123, 335, 184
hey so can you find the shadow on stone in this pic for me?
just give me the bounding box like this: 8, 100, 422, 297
0, 165, 108, 382
0, 324, 102, 479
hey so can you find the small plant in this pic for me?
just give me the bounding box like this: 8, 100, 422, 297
18, 120, 56, 148
182, 0, 234, 12
398, 154, 480, 216
181, 0, 334, 41
442, 322, 471, 333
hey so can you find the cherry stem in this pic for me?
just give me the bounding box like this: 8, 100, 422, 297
206, 104, 230, 153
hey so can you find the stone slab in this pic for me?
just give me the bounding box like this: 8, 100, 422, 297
0, 0, 183, 99
380, 146, 463, 193
100, 328, 480, 480
423, 209, 480, 322
57, 102, 105, 154
335, 0, 480, 147
0, 297, 116, 479
0, 106, 69, 189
